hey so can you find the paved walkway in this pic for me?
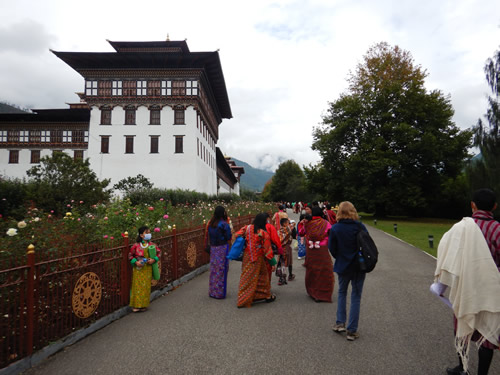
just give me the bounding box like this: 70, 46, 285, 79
23, 210, 499, 375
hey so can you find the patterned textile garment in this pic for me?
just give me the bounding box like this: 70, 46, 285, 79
301, 217, 334, 302
471, 210, 500, 349
129, 242, 161, 309
209, 244, 230, 299
279, 226, 293, 267
208, 220, 232, 299
272, 211, 288, 232
236, 225, 274, 307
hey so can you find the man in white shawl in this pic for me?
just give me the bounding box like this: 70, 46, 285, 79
432, 188, 500, 375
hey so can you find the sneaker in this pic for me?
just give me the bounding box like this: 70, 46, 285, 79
346, 331, 359, 341
332, 323, 346, 333
288, 274, 295, 281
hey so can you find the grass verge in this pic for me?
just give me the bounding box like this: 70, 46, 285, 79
358, 213, 458, 257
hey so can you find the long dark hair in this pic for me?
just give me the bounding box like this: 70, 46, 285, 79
253, 213, 268, 233
312, 206, 325, 219
209, 206, 227, 228
136, 226, 149, 243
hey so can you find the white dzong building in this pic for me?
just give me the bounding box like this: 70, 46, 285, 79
0, 39, 243, 195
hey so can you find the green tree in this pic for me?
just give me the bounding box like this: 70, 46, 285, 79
26, 153, 111, 214
313, 42, 471, 216
114, 174, 154, 194
268, 160, 307, 202
260, 178, 273, 202
467, 47, 500, 204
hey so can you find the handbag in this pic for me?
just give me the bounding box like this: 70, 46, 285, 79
148, 245, 161, 281
227, 225, 249, 261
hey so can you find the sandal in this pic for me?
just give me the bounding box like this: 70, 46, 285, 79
265, 294, 277, 303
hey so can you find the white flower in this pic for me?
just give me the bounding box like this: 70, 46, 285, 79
168, 225, 172, 230
33, 217, 40, 222
17, 221, 27, 229
6, 228, 17, 236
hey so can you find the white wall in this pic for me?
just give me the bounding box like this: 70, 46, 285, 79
88, 105, 218, 194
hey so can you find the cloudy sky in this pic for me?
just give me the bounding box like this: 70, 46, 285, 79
0, 0, 499, 172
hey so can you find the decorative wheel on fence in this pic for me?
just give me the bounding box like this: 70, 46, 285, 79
187, 241, 197, 268
72, 272, 102, 319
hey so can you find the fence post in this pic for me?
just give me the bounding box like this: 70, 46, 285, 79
26, 244, 35, 356
121, 232, 130, 306
203, 220, 208, 264
172, 225, 178, 280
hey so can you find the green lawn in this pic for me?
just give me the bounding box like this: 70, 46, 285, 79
358, 213, 458, 257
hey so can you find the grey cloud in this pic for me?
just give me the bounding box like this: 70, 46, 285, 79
0, 19, 57, 56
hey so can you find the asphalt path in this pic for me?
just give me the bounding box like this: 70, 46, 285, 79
23, 210, 499, 375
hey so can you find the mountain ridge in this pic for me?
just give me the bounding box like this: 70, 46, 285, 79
232, 158, 274, 192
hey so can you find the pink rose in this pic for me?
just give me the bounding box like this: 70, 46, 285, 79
148, 207, 154, 211
103, 235, 108, 239
163, 215, 169, 219
154, 227, 160, 232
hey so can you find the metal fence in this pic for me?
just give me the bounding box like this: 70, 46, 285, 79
0, 215, 253, 369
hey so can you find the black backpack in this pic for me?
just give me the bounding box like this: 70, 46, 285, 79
355, 223, 378, 273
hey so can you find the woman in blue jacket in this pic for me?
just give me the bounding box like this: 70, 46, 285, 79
328, 201, 368, 341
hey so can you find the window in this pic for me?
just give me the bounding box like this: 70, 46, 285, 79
51, 130, 62, 143
9, 150, 19, 164
150, 107, 161, 125
148, 81, 161, 96
161, 80, 172, 96
99, 81, 112, 96
125, 136, 134, 154
19, 131, 29, 142
31, 150, 40, 164
85, 80, 98, 96
150, 136, 159, 153
186, 80, 198, 96
112, 81, 122, 96
29, 130, 41, 143
174, 108, 185, 125
63, 131, 72, 143
123, 81, 136, 96
72, 130, 85, 143
125, 107, 136, 125
41, 130, 50, 143
0, 131, 6, 142
74, 150, 84, 160
101, 136, 110, 154
172, 81, 186, 96
7, 130, 19, 143
136, 81, 147, 96
175, 136, 183, 153
101, 108, 112, 125
197, 138, 199, 156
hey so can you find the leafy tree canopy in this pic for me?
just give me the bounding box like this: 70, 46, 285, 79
114, 174, 154, 194
468, 47, 500, 204
313, 42, 472, 216
26, 153, 111, 214
267, 160, 307, 202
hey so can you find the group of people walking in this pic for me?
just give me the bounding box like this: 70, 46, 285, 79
201, 201, 369, 342
125, 189, 499, 374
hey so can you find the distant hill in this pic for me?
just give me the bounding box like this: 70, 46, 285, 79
0, 102, 29, 113
232, 158, 274, 192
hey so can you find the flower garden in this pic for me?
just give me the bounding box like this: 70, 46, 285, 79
0, 198, 275, 265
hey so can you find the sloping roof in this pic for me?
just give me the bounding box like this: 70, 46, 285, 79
216, 147, 237, 185
51, 42, 232, 119
108, 40, 190, 53
0, 108, 90, 123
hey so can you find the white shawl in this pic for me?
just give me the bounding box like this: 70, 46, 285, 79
434, 217, 500, 372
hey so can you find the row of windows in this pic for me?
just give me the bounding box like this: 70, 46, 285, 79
197, 138, 215, 170
197, 115, 215, 151
0, 130, 89, 143
100, 107, 185, 126
8, 149, 84, 164
100, 135, 184, 154
86, 80, 198, 97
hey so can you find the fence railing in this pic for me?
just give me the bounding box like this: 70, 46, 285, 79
0, 214, 254, 369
